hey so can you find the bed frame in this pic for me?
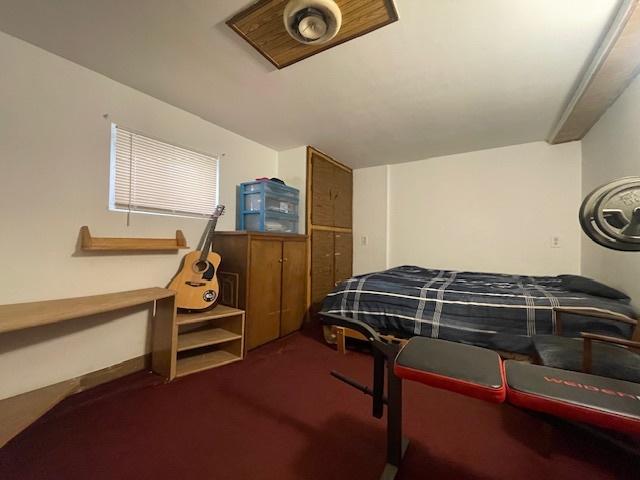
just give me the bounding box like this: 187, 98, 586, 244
326, 325, 532, 361
325, 304, 639, 362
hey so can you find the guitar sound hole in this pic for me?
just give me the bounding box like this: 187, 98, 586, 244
194, 261, 209, 273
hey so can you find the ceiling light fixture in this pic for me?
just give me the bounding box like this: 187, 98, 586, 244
283, 0, 342, 45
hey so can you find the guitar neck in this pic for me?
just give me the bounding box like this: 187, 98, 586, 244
198, 216, 220, 262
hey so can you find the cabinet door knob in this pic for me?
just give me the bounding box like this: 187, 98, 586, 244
278, 258, 283, 263
283, 258, 288, 262
334, 252, 342, 256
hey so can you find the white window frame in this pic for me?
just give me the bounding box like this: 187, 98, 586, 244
108, 124, 220, 220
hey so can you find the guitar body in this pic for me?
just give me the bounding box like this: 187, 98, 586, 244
168, 250, 222, 311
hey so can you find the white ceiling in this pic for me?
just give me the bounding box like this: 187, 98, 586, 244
0, 0, 622, 168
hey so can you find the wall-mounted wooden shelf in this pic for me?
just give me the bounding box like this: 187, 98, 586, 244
80, 226, 188, 251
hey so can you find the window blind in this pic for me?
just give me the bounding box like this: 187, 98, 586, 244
111, 125, 219, 218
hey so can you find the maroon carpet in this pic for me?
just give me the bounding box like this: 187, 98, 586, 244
0, 328, 636, 480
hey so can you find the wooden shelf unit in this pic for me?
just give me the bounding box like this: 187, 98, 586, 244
174, 305, 245, 377
80, 226, 189, 251
177, 328, 242, 352
176, 350, 241, 378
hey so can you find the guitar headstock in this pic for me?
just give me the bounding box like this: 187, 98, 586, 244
199, 205, 226, 258
212, 205, 226, 218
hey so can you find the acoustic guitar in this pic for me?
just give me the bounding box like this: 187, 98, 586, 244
168, 205, 225, 311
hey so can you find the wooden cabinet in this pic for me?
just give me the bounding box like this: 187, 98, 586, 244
333, 168, 353, 228
281, 240, 307, 336
307, 147, 353, 313
248, 239, 282, 348
309, 148, 353, 229
311, 230, 353, 310
311, 154, 335, 227
212, 232, 307, 350
311, 230, 335, 308
334, 232, 353, 283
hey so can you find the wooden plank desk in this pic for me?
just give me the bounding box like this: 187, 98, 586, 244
0, 288, 174, 333
0, 288, 177, 447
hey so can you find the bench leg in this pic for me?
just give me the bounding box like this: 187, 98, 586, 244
325, 321, 409, 479
380, 438, 409, 480
382, 352, 409, 480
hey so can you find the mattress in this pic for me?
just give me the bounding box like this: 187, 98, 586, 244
321, 266, 637, 354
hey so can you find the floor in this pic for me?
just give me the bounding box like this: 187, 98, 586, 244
0, 326, 637, 480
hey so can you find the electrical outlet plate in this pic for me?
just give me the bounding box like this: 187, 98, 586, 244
551, 236, 561, 248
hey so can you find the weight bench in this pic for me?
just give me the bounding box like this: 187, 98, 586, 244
321, 313, 640, 480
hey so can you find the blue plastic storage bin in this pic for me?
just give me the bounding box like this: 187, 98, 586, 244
237, 180, 299, 233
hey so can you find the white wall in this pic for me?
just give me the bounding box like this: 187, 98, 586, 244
353, 165, 389, 275
277, 146, 307, 233
354, 141, 582, 276
0, 32, 278, 399
581, 74, 640, 309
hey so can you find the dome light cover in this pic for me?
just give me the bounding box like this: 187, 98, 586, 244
284, 0, 342, 45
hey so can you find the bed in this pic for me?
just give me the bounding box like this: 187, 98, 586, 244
321, 266, 637, 355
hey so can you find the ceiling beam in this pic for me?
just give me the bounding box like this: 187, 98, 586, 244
548, 0, 640, 144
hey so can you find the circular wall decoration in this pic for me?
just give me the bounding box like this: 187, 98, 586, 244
283, 0, 342, 45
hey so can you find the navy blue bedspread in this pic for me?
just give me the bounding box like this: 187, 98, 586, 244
321, 266, 637, 354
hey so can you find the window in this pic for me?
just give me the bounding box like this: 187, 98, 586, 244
109, 124, 219, 218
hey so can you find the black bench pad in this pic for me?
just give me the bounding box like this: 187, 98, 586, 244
394, 337, 506, 403
532, 335, 640, 383
505, 361, 640, 436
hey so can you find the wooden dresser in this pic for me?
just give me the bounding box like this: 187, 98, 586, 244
212, 232, 307, 350
306, 147, 353, 313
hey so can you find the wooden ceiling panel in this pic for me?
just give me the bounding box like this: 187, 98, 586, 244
227, 0, 399, 69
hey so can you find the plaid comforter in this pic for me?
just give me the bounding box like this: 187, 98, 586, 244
322, 266, 637, 354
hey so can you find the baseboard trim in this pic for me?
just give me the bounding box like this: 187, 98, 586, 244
74, 353, 151, 394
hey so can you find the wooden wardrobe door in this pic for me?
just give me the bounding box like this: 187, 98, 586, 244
247, 239, 282, 349
311, 152, 335, 227
280, 240, 307, 336
333, 168, 353, 229
334, 232, 353, 285
311, 229, 335, 311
